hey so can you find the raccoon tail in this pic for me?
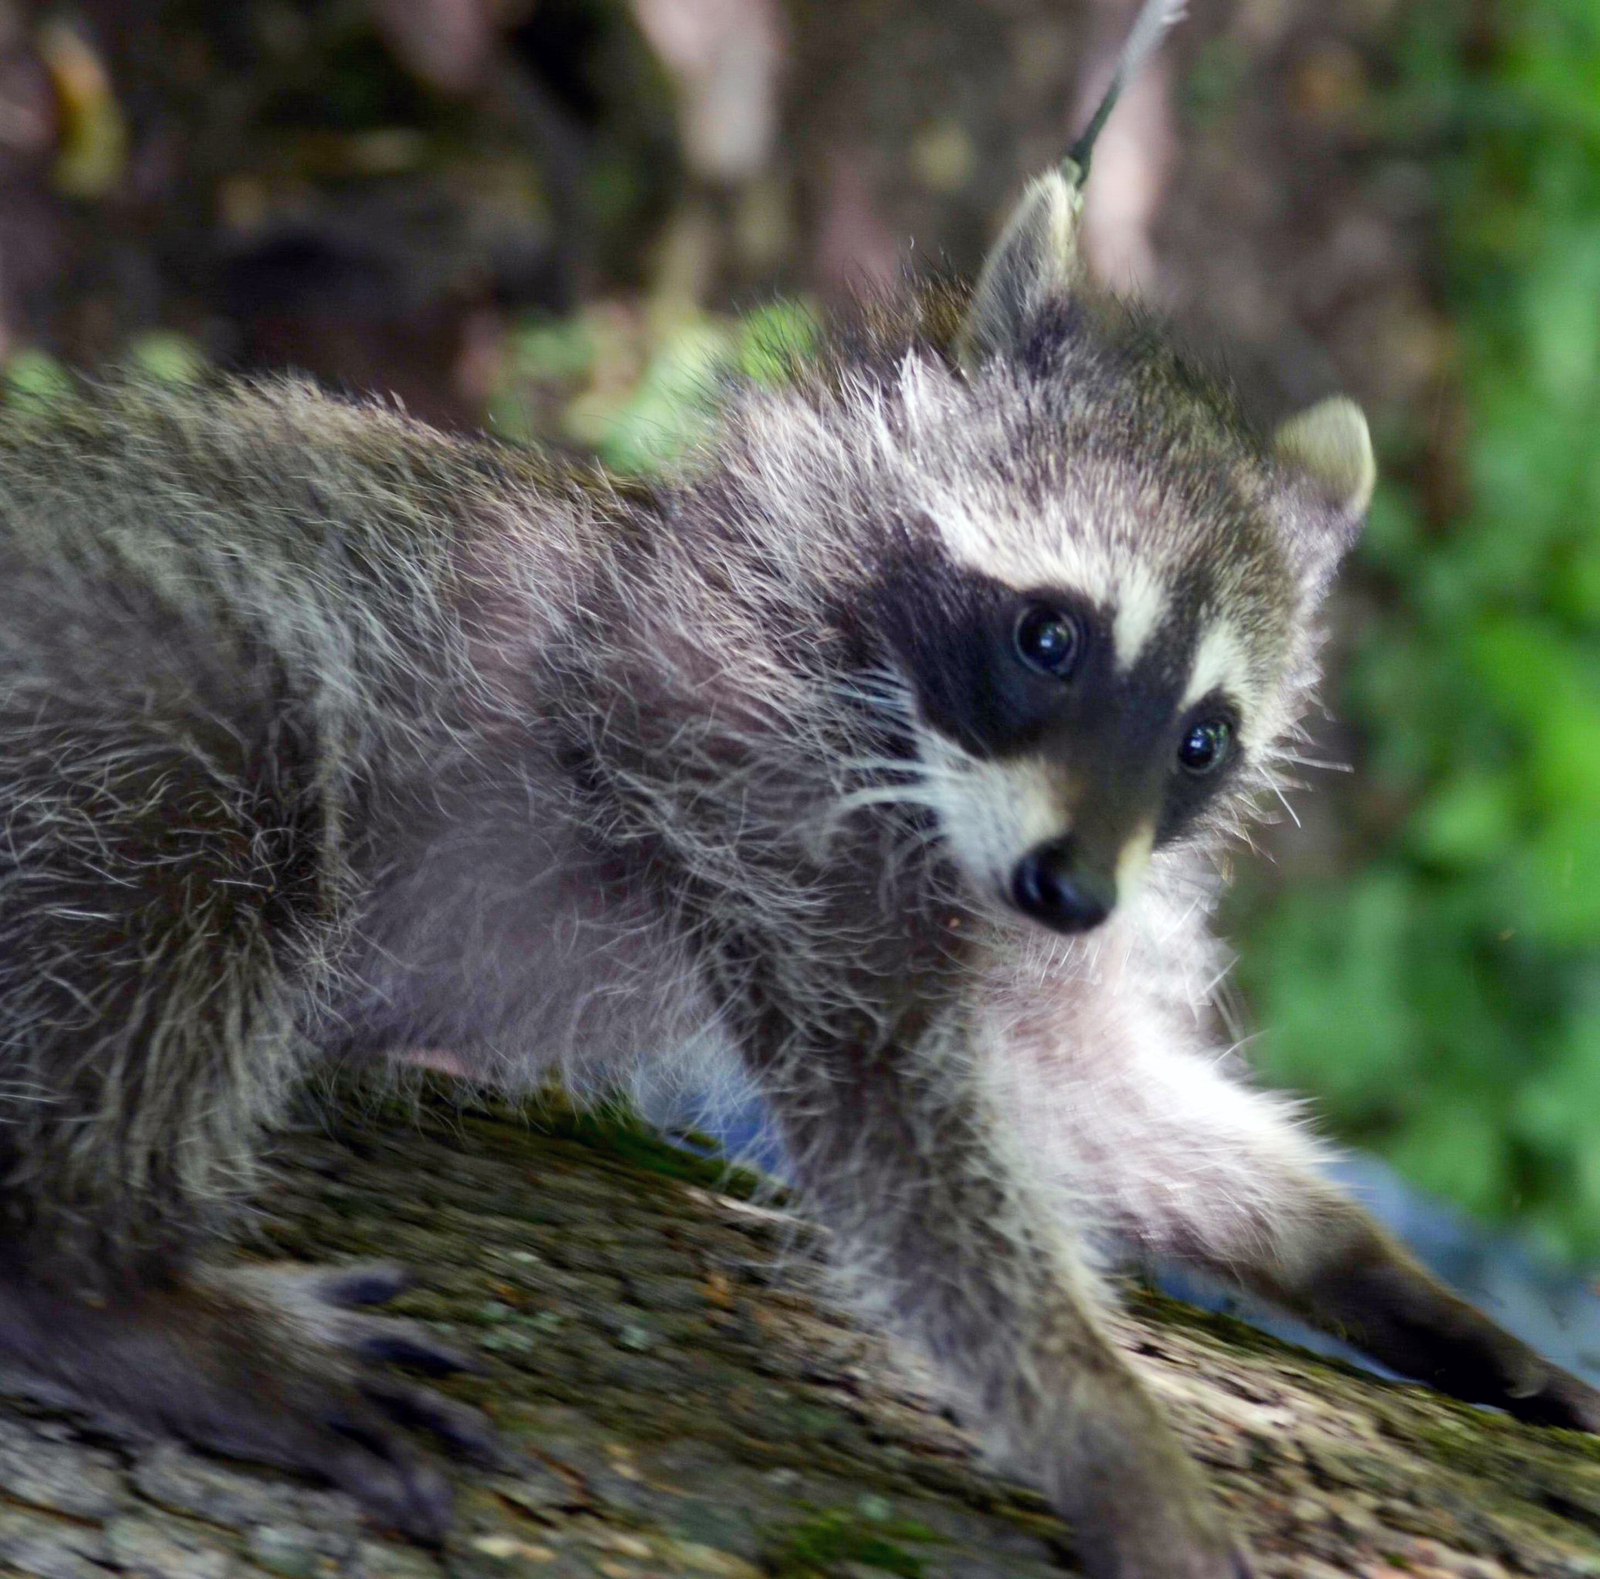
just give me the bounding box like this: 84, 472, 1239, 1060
1063, 0, 1188, 184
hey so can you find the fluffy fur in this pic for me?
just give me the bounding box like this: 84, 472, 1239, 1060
0, 158, 1589, 1579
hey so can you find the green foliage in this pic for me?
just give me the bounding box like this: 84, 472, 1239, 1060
2, 349, 73, 412
488, 300, 818, 475
763, 1507, 940, 1578
126, 330, 208, 386
2, 333, 209, 409
1241, 0, 1600, 1258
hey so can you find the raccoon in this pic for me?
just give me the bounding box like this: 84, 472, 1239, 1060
0, 4, 1589, 1576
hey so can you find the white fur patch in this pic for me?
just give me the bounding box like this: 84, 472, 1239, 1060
1111, 565, 1169, 670
931, 503, 1119, 608
918, 730, 1066, 908
1181, 622, 1250, 712
1114, 822, 1155, 903
932, 507, 1174, 678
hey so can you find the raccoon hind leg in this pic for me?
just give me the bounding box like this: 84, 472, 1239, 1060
0, 698, 488, 1537
0, 1255, 490, 1540
0, 681, 332, 1260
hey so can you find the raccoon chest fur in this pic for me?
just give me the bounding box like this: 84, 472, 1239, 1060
325, 775, 728, 1094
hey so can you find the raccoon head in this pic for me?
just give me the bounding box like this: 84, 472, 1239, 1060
865, 171, 1375, 936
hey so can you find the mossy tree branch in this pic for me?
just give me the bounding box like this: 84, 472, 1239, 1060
0, 1083, 1596, 1579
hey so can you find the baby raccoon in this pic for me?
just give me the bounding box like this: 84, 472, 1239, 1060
0, 4, 1591, 1574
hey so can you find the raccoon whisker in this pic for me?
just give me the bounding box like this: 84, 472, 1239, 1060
1264, 772, 1310, 797
831, 753, 945, 782
1197, 958, 1237, 1004
1273, 752, 1353, 773
803, 788, 950, 859
832, 667, 916, 708
825, 783, 949, 817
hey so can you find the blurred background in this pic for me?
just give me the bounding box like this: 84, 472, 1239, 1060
0, 0, 1597, 1320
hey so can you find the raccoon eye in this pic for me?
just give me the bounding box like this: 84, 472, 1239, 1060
1177, 717, 1232, 775
1014, 605, 1083, 678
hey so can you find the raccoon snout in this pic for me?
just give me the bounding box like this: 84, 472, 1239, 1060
1010, 838, 1114, 933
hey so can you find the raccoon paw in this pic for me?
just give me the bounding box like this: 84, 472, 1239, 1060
223, 1260, 500, 1457
1062, 1456, 1253, 1579
1502, 1360, 1600, 1434
1161, 1541, 1257, 1579
0, 1257, 496, 1544
203, 1260, 500, 1527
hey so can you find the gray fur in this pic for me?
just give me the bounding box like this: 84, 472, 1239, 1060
0, 323, 1590, 1575
0, 24, 1583, 1567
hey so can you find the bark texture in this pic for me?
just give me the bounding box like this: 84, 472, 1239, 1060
0, 1082, 1595, 1579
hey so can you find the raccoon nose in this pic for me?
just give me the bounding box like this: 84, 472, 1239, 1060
1010, 839, 1114, 933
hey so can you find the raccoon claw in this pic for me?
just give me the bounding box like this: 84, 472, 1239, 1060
322, 1268, 486, 1377
352, 1324, 482, 1376
320, 1402, 456, 1544
0, 1257, 498, 1546
211, 1261, 499, 1523
1506, 1365, 1600, 1433
249, 1259, 495, 1420
360, 1377, 501, 1465
235, 1261, 484, 1374
307, 1265, 497, 1460
315, 1262, 419, 1309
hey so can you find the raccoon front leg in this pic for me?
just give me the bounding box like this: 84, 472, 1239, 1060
1274, 1200, 1600, 1429
740, 1000, 1251, 1579
1031, 1015, 1600, 1431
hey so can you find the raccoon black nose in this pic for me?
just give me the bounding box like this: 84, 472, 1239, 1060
1010, 840, 1114, 933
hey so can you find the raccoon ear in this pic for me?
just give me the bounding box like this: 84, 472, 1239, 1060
1272, 397, 1376, 521
957, 170, 1083, 370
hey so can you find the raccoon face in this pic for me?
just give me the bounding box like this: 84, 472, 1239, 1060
853, 167, 1377, 936
874, 422, 1372, 934
878, 546, 1270, 934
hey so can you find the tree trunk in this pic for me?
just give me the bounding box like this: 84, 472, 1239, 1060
0, 1081, 1595, 1579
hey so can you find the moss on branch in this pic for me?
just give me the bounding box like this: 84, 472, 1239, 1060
0, 1082, 1596, 1579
